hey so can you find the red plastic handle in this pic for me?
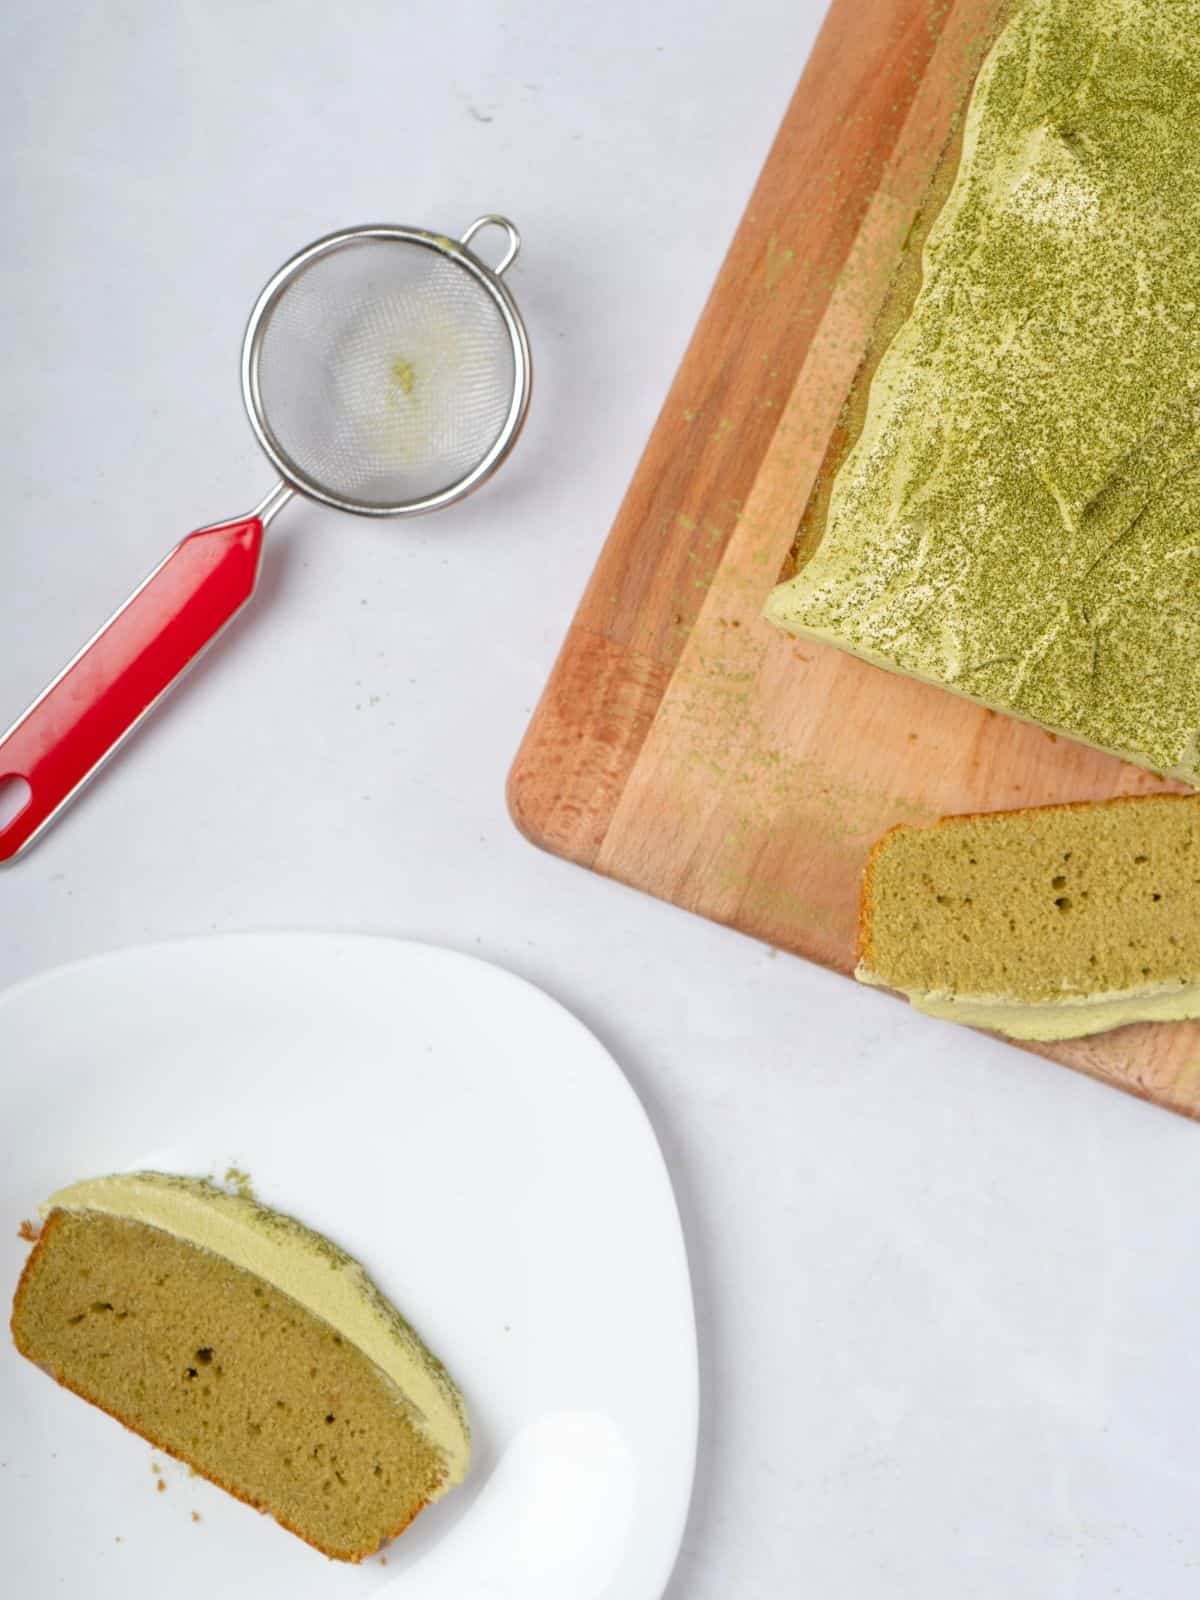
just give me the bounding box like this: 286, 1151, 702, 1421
0, 516, 264, 862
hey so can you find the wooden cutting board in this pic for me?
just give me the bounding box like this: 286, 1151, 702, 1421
508, 0, 1200, 1119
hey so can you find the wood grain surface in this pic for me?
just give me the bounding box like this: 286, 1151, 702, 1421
508, 0, 1200, 1119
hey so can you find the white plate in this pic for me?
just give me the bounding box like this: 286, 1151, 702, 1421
0, 934, 697, 1600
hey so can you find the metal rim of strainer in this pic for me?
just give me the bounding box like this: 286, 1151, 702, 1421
240, 215, 532, 518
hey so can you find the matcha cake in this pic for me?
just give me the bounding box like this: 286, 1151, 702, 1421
11, 1173, 469, 1562
765, 0, 1200, 784
857, 793, 1200, 1040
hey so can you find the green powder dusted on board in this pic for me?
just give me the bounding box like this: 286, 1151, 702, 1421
765, 0, 1200, 782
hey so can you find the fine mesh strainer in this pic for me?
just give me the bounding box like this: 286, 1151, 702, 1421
0, 215, 531, 862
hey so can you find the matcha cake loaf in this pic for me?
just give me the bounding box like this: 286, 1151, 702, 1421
765, 0, 1200, 784
11, 1173, 469, 1561
857, 793, 1200, 1040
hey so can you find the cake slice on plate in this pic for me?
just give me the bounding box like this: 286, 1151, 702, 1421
11, 1172, 469, 1562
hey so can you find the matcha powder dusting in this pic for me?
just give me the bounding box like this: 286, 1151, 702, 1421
765, 0, 1200, 782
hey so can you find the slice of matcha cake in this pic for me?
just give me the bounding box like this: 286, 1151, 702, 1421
11, 1172, 469, 1561
857, 794, 1200, 1040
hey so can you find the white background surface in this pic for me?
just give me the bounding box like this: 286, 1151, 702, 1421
4, 3, 1200, 1596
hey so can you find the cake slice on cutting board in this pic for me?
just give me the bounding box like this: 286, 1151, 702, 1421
10, 1172, 469, 1562
857, 793, 1200, 1040
765, 0, 1200, 783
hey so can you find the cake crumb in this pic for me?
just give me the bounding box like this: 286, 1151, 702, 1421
17, 1218, 40, 1243
380, 1556, 388, 1566
191, 1511, 201, 1523
157, 1479, 167, 1494
223, 1166, 255, 1200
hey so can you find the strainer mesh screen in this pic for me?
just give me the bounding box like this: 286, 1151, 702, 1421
254, 238, 516, 507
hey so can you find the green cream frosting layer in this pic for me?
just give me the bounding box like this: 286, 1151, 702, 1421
857, 962, 1200, 1041
766, 0, 1200, 781
42, 1173, 470, 1490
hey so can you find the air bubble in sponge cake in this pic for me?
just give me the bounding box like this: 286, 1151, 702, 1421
10, 1172, 469, 1562
857, 793, 1200, 1040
